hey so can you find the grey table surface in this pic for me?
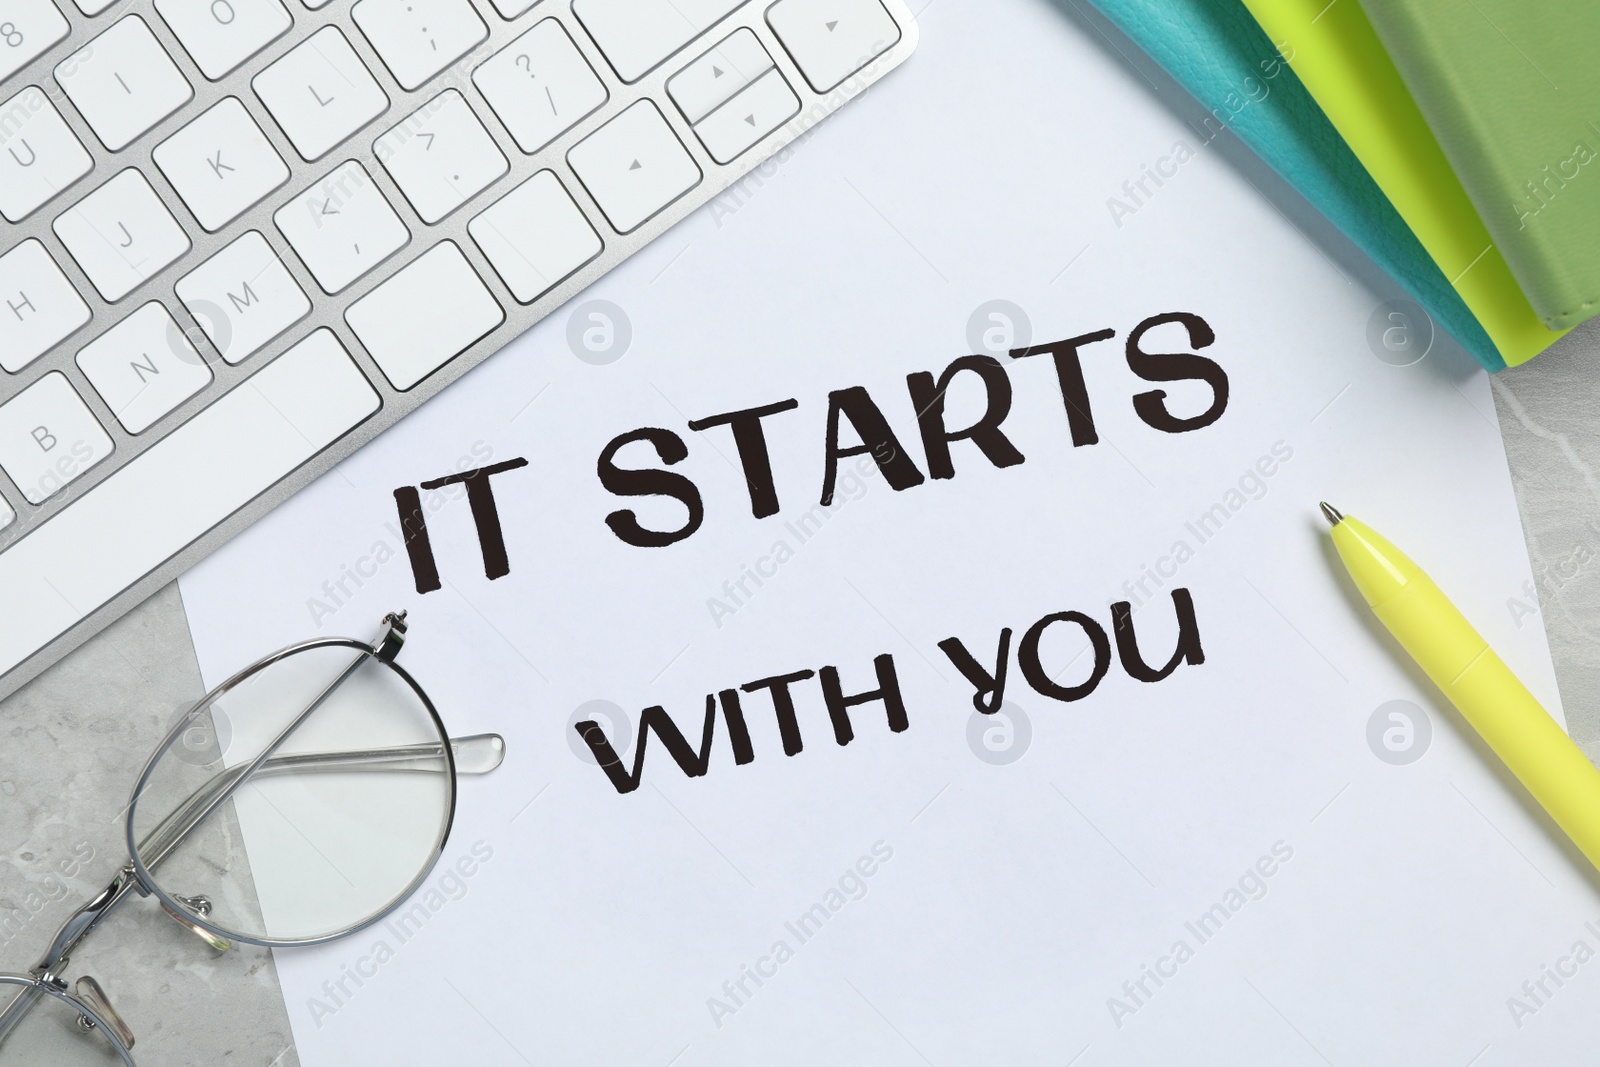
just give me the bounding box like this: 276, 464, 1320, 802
0, 582, 301, 1067
5, 6, 1600, 1061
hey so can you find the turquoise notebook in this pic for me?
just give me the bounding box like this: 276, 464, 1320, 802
1081, 0, 1504, 371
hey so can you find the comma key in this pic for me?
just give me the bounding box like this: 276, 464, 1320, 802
275, 160, 408, 293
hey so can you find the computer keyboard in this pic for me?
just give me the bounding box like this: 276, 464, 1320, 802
0, 0, 919, 696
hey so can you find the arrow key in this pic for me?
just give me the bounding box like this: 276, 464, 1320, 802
666, 28, 775, 125
766, 0, 901, 93
693, 68, 800, 164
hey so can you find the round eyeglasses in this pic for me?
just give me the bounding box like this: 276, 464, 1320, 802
0, 612, 504, 1065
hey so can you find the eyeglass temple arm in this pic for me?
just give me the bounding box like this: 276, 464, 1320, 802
136, 733, 506, 873
243, 732, 507, 777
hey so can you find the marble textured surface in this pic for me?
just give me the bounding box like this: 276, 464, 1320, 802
0, 584, 299, 1067
1496, 315, 1600, 749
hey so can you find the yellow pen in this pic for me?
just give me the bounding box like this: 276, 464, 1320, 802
1322, 502, 1600, 871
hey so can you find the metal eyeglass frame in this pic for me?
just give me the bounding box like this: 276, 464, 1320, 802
0, 611, 505, 1064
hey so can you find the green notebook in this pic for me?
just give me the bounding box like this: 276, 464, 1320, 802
1359, 0, 1600, 331
1241, 0, 1562, 365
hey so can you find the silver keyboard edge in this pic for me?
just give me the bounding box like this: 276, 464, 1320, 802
0, 0, 921, 698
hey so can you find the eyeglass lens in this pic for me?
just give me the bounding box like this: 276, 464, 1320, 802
127, 644, 454, 944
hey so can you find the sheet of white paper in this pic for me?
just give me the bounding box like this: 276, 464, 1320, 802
180, 1, 1598, 1061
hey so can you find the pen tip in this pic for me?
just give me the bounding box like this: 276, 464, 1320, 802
1319, 501, 1343, 527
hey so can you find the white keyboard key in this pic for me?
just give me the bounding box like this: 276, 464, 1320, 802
253, 27, 387, 161
176, 230, 309, 364
344, 241, 501, 389
0, 87, 91, 221
353, 0, 486, 92
469, 169, 600, 303
473, 20, 607, 156
374, 89, 506, 223
54, 17, 193, 151
0, 0, 69, 83
567, 99, 699, 234
572, 0, 741, 82
0, 239, 90, 372
54, 169, 191, 302
0, 330, 380, 676
153, 96, 290, 232
155, 0, 292, 80
694, 67, 798, 163
76, 302, 213, 433
667, 28, 773, 125
483, 0, 532, 21
0, 371, 113, 503
766, 0, 899, 93
275, 160, 408, 292
0, 493, 12, 531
